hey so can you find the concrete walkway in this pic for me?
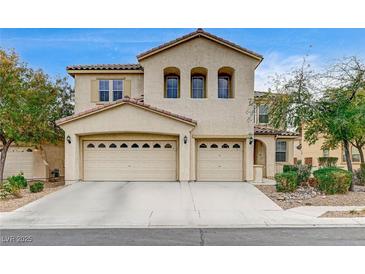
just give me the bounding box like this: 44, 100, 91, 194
0, 181, 364, 228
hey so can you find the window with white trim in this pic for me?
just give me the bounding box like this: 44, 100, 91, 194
218, 76, 230, 98
352, 146, 360, 162
276, 140, 287, 162
113, 80, 123, 101
323, 149, 330, 157
258, 105, 269, 124
99, 80, 109, 102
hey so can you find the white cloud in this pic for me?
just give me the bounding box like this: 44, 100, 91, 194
255, 52, 321, 91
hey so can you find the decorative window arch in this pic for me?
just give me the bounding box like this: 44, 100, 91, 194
131, 143, 139, 148
142, 143, 150, 148
233, 144, 240, 148
153, 143, 161, 148
87, 143, 95, 148
199, 143, 207, 148
98, 143, 106, 148
164, 67, 180, 98
191, 67, 208, 98
218, 67, 234, 98
222, 144, 229, 148
120, 143, 128, 148
164, 144, 172, 148
210, 144, 218, 148
109, 143, 117, 148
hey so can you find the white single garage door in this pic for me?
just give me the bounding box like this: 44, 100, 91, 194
4, 147, 34, 179
83, 140, 177, 181
197, 141, 243, 181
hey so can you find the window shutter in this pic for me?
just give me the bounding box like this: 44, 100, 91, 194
91, 80, 99, 102
124, 80, 131, 98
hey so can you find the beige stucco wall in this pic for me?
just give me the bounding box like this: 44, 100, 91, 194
140, 37, 259, 137
301, 136, 364, 170
74, 73, 144, 113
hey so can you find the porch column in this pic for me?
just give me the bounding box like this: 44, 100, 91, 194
245, 139, 254, 181
64, 133, 80, 184
179, 132, 191, 182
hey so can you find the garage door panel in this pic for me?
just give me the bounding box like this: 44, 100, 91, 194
83, 140, 177, 181
197, 141, 243, 181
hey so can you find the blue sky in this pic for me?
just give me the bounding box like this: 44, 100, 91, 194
1, 28, 364, 90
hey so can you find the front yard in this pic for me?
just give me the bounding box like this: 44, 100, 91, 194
0, 181, 64, 212
256, 185, 365, 210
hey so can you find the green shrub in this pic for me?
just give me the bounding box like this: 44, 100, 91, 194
7, 173, 27, 189
30, 181, 44, 193
318, 157, 338, 167
283, 165, 298, 173
354, 163, 365, 186
313, 167, 352, 194
0, 180, 22, 199
275, 171, 298, 192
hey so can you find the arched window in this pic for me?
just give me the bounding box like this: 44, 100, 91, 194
233, 144, 240, 148
142, 143, 150, 148
109, 143, 117, 148
210, 144, 218, 148
87, 143, 95, 148
98, 143, 106, 148
218, 67, 234, 98
153, 143, 161, 148
131, 143, 139, 148
199, 143, 207, 148
164, 144, 172, 148
120, 143, 128, 148
191, 67, 207, 98
164, 67, 180, 98
222, 144, 229, 148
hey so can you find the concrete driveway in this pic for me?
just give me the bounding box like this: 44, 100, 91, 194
1, 181, 364, 228
0, 181, 284, 228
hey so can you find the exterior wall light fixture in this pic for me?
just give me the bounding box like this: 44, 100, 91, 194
248, 133, 254, 145
184, 135, 188, 144
66, 135, 71, 144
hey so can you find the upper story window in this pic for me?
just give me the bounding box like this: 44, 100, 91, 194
276, 140, 287, 162
191, 67, 207, 98
164, 67, 180, 98
352, 146, 360, 162
113, 80, 123, 101
323, 149, 330, 157
218, 67, 234, 98
258, 105, 269, 124
99, 80, 109, 102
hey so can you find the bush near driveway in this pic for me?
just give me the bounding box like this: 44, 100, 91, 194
275, 171, 298, 192
283, 164, 311, 185
7, 173, 28, 189
30, 181, 44, 193
283, 165, 298, 173
0, 180, 22, 199
313, 167, 352, 194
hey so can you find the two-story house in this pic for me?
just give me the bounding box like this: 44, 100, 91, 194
57, 29, 298, 184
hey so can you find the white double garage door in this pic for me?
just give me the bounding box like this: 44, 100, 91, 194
83, 140, 243, 181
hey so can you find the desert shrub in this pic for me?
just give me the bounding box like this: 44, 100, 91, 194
296, 164, 312, 184
283, 165, 298, 173
313, 167, 352, 194
275, 171, 298, 192
318, 157, 338, 167
354, 163, 365, 186
307, 177, 318, 188
0, 180, 22, 199
30, 181, 44, 193
7, 173, 27, 189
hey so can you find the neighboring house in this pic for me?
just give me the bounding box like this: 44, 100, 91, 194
1, 144, 64, 180
298, 134, 364, 170
56, 28, 298, 183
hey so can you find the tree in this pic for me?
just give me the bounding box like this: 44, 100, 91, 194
0, 49, 74, 184
261, 57, 365, 191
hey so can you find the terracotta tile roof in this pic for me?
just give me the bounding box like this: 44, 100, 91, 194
137, 28, 263, 61
254, 125, 299, 137
66, 64, 143, 71
56, 97, 197, 126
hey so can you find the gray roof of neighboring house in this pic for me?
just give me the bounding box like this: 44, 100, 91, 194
254, 125, 299, 136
